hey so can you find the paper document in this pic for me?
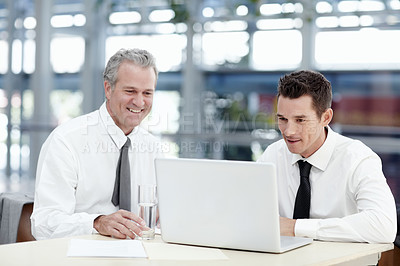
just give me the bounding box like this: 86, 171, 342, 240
67, 239, 147, 258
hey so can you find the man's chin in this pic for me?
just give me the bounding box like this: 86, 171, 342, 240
286, 142, 302, 154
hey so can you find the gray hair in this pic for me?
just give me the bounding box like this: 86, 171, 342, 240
103, 48, 158, 88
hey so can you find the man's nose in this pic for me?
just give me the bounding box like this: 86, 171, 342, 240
132, 94, 144, 107
284, 121, 299, 136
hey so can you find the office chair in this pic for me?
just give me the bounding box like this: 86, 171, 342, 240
16, 201, 35, 242
0, 192, 35, 244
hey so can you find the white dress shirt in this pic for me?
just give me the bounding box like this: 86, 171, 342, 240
31, 102, 165, 240
257, 126, 397, 243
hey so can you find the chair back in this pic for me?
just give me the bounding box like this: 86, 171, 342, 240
0, 192, 35, 244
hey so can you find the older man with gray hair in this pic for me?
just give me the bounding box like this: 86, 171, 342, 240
31, 48, 163, 240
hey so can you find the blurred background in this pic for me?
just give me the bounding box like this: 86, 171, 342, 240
0, 0, 399, 204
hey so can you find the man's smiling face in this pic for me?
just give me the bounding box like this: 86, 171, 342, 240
105, 61, 156, 135
277, 95, 332, 158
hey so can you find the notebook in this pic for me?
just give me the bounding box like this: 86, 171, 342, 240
154, 158, 313, 253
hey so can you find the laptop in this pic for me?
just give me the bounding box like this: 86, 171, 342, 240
154, 158, 313, 253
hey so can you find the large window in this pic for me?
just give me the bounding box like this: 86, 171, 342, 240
51, 36, 85, 73
106, 35, 186, 72
252, 30, 302, 70
315, 29, 400, 69
0, 40, 8, 74
202, 31, 249, 67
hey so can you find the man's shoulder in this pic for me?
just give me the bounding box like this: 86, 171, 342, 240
51, 109, 101, 138
335, 132, 376, 158
258, 138, 287, 162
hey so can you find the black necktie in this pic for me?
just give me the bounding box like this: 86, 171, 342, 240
112, 138, 131, 210
293, 160, 312, 219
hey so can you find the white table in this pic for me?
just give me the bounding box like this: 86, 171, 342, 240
0, 234, 393, 266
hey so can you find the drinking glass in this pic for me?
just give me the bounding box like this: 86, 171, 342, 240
138, 184, 157, 240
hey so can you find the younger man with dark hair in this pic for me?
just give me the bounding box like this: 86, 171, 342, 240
258, 70, 396, 243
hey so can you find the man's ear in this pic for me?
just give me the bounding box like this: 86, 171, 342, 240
322, 108, 333, 126
104, 81, 111, 100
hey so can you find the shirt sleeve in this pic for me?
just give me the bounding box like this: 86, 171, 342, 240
31, 132, 100, 240
295, 155, 397, 243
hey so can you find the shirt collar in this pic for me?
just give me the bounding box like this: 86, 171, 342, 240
290, 126, 336, 171
99, 101, 138, 149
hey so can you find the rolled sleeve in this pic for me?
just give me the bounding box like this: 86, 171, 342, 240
295, 219, 321, 239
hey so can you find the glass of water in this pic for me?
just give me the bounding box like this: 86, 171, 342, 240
138, 184, 158, 240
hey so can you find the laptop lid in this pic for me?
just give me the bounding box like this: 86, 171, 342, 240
155, 158, 312, 253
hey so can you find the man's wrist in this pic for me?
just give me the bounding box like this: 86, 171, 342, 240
292, 219, 297, 236
93, 215, 104, 231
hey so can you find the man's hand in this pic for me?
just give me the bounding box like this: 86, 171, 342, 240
280, 216, 296, 236
94, 210, 147, 239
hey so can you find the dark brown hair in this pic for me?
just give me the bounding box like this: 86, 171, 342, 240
277, 70, 332, 118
